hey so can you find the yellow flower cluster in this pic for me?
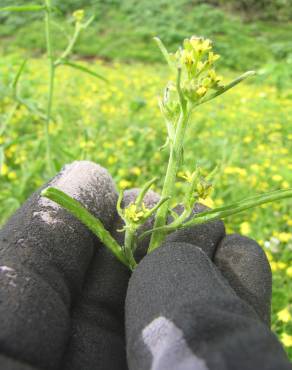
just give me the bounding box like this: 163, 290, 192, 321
176, 36, 223, 102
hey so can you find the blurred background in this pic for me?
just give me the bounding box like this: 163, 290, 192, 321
0, 0, 292, 357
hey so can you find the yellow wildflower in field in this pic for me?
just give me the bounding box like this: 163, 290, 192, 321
1, 163, 8, 176
277, 232, 291, 243
8, 172, 17, 181
277, 307, 292, 323
119, 179, 132, 189
130, 167, 142, 176
286, 266, 292, 277
281, 333, 292, 348
272, 174, 283, 182
240, 221, 251, 235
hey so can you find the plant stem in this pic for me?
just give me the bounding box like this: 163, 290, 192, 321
148, 108, 189, 252
44, 0, 55, 176
124, 228, 137, 270
55, 25, 81, 66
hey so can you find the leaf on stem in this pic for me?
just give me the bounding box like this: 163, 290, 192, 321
154, 37, 175, 70
199, 71, 256, 105
11, 59, 27, 95
140, 188, 292, 241
136, 177, 157, 207
59, 60, 108, 82
82, 15, 95, 29
0, 5, 45, 12
182, 188, 292, 228
41, 187, 128, 267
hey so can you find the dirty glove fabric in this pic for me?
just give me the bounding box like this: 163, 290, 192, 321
1, 160, 291, 370
126, 230, 292, 370
0, 161, 130, 370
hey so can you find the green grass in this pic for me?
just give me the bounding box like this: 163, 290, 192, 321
0, 51, 292, 357
1, 3, 292, 70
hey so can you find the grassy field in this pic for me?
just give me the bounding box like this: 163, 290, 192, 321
1, 51, 292, 356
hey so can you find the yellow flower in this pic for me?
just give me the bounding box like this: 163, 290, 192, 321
1, 163, 8, 176
130, 167, 141, 176
179, 170, 193, 183
277, 262, 287, 270
8, 171, 17, 181
119, 179, 132, 189
196, 86, 207, 97
272, 174, 283, 182
200, 196, 214, 208
277, 232, 291, 243
190, 36, 212, 54
127, 140, 135, 147
270, 261, 278, 272
277, 307, 292, 323
208, 52, 220, 64
73, 9, 84, 23
240, 221, 251, 235
286, 266, 292, 277
108, 155, 117, 165
281, 333, 292, 348
243, 136, 252, 144
181, 50, 194, 67
124, 204, 144, 222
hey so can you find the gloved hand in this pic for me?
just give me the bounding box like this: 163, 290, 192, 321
0, 161, 291, 370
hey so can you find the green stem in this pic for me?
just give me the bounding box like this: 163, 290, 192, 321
55, 23, 81, 66
44, 0, 55, 176
124, 228, 137, 270
148, 107, 190, 252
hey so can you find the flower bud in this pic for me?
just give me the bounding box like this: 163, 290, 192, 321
73, 9, 85, 23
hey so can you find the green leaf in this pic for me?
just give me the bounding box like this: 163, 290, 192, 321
140, 189, 292, 241
199, 71, 256, 105
136, 177, 157, 207
0, 5, 45, 12
60, 60, 108, 82
41, 187, 129, 267
11, 59, 27, 94
182, 188, 292, 228
153, 37, 174, 70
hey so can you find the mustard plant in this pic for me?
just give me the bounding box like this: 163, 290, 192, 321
42, 36, 292, 270
0, 3, 106, 175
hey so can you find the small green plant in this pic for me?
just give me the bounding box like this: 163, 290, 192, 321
41, 36, 292, 270
0, 3, 106, 176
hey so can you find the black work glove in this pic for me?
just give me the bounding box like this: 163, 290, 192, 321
126, 212, 292, 370
0, 161, 291, 370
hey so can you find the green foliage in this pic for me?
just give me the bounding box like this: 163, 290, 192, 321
1, 1, 292, 70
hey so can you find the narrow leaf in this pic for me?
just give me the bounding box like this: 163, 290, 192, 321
182, 188, 292, 228
199, 71, 256, 105
11, 59, 27, 92
153, 37, 174, 70
60, 60, 108, 82
140, 188, 292, 240
41, 187, 128, 267
136, 177, 157, 207
0, 5, 45, 12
